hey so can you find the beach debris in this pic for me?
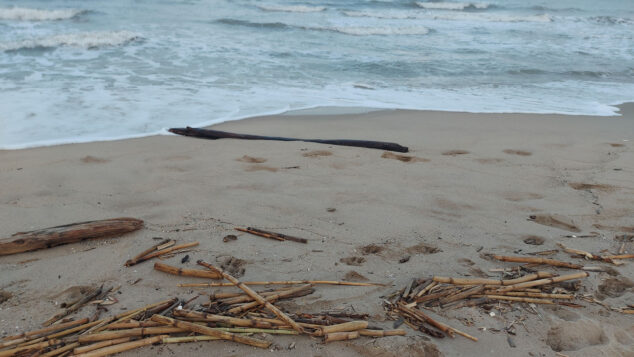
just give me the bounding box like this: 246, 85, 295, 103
557, 243, 632, 265
528, 214, 580, 232
491, 255, 584, 269
181, 254, 190, 264
235, 227, 308, 244
168, 127, 409, 153
386, 269, 591, 342
0, 218, 143, 256
222, 234, 237, 242
125, 241, 199, 267
153, 262, 221, 279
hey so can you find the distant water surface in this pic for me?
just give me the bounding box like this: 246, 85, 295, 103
0, 0, 633, 148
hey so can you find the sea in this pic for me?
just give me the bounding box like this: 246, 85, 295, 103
0, 0, 633, 149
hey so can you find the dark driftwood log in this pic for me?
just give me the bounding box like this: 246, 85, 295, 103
0, 218, 143, 256
168, 127, 409, 153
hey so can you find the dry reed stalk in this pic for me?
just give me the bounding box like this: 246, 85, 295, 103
2, 318, 89, 343
73, 338, 132, 354
179, 280, 384, 287
43, 287, 103, 326
235, 227, 284, 241
494, 272, 589, 294
324, 331, 360, 343
78, 327, 185, 343
106, 321, 163, 329
313, 321, 368, 336
479, 295, 555, 304
492, 255, 583, 269
226, 284, 313, 314
197, 260, 304, 333
359, 329, 406, 337
124, 239, 171, 266
398, 303, 477, 341
0, 339, 62, 357
127, 242, 199, 266
603, 254, 634, 259
89, 298, 179, 333
73, 335, 165, 357
439, 285, 485, 306
494, 292, 573, 299
153, 262, 220, 279
173, 310, 275, 328
218, 288, 293, 305
150, 315, 271, 349
245, 227, 309, 244
41, 342, 80, 357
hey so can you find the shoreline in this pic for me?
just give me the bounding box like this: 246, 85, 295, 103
2, 101, 633, 151
1, 107, 633, 356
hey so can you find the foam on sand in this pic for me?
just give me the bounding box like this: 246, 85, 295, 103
0, 7, 86, 21
1, 31, 140, 51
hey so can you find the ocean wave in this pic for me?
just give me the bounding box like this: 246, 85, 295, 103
433, 13, 552, 23
1, 31, 141, 52
587, 16, 632, 25
216, 18, 430, 35
416, 2, 490, 11
0, 7, 86, 21
257, 5, 326, 13
342, 10, 417, 19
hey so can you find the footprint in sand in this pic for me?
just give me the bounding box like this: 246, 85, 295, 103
302, 150, 332, 157
522, 235, 545, 245
528, 214, 580, 232
80, 155, 109, 163
503, 149, 532, 156
236, 155, 267, 163
442, 150, 470, 156
546, 320, 608, 352
340, 256, 366, 266
381, 152, 429, 163
360, 244, 384, 255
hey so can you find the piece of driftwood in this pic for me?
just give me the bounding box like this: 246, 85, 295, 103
153, 262, 221, 279
235, 227, 308, 244
0, 218, 143, 256
168, 127, 409, 153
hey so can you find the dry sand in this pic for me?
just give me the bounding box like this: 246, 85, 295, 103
1, 105, 633, 356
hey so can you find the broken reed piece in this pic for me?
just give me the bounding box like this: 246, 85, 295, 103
77, 327, 185, 343
235, 227, 308, 244
162, 335, 220, 344
601, 254, 634, 260
492, 255, 583, 269
479, 295, 555, 304
42, 286, 104, 326
432, 271, 553, 286
494, 271, 589, 294
153, 262, 221, 279
217, 287, 296, 305
197, 260, 304, 334
179, 280, 384, 287
73, 335, 166, 357
125, 242, 199, 267
106, 321, 163, 329
168, 127, 410, 153
487, 292, 573, 299
125, 239, 172, 266
73, 337, 132, 355
313, 321, 368, 336
0, 339, 63, 357
42, 342, 80, 357
226, 284, 314, 314
324, 331, 360, 343
173, 309, 278, 328
359, 329, 406, 337
557, 243, 620, 264
397, 303, 477, 341
150, 315, 271, 349
0, 218, 143, 256
87, 298, 179, 334
438, 285, 485, 306
2, 318, 89, 343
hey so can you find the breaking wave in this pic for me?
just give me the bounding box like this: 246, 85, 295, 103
257, 5, 326, 13
433, 13, 552, 22
0, 7, 86, 21
342, 10, 418, 19
416, 2, 490, 11
587, 16, 632, 25
217, 18, 430, 35
1, 31, 141, 51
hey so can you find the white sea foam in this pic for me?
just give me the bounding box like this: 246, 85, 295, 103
0, 31, 140, 51
257, 5, 326, 13
0, 7, 85, 21
433, 13, 552, 23
324, 26, 430, 36
416, 2, 489, 11
342, 10, 418, 19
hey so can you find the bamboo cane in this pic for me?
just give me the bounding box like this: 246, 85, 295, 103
162, 335, 221, 344
2, 318, 90, 343
479, 295, 555, 304
398, 303, 477, 341
226, 285, 313, 314
486, 292, 573, 299
124, 239, 171, 266
106, 321, 163, 329
197, 260, 304, 333
416, 281, 437, 297
0, 339, 62, 357
41, 342, 80, 357
43, 287, 104, 326
73, 338, 132, 354
150, 315, 270, 349
218, 287, 294, 305
602, 254, 634, 259
235, 228, 284, 241
153, 262, 221, 279
557, 243, 618, 264
173, 310, 275, 328
314, 321, 368, 336
78, 327, 185, 343
89, 298, 179, 333
126, 242, 199, 266
74, 335, 165, 357
323, 331, 360, 343
211, 327, 298, 335
236, 227, 308, 244
359, 329, 406, 337
494, 272, 589, 294
179, 280, 384, 287
439, 285, 485, 306
492, 256, 583, 269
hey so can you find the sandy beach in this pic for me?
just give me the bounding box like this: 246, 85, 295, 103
1, 106, 633, 356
